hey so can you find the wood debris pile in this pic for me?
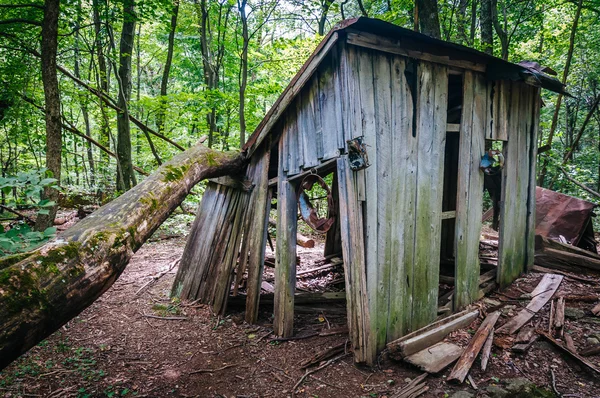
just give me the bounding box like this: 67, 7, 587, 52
384, 234, 600, 396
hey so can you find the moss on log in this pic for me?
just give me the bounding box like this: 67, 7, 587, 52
0, 142, 244, 370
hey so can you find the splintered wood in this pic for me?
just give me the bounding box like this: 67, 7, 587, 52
448, 311, 501, 383
497, 274, 563, 335
387, 310, 479, 358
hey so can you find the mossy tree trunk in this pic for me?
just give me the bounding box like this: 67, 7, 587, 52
0, 142, 244, 370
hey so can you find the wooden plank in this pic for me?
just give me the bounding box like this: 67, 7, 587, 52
341, 45, 366, 202
480, 328, 494, 371
331, 43, 346, 152
525, 87, 541, 271
554, 297, 565, 331
298, 84, 319, 169
412, 61, 447, 329
491, 80, 510, 141
497, 273, 563, 334
447, 123, 460, 132
441, 211, 456, 220
354, 49, 382, 353
337, 155, 373, 364
345, 31, 486, 72
372, 51, 393, 351
404, 342, 464, 374
287, 107, 300, 176
244, 142, 271, 323
538, 331, 600, 376
448, 311, 501, 383
389, 55, 417, 337
212, 188, 248, 314
498, 81, 528, 287
274, 133, 298, 337
454, 70, 485, 310
538, 247, 600, 271
387, 309, 479, 358
318, 57, 340, 160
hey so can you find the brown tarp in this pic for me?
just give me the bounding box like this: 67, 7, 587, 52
535, 186, 597, 252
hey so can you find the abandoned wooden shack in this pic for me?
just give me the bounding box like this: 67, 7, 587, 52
171, 17, 567, 365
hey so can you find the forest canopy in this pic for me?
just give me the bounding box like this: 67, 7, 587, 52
0, 0, 599, 236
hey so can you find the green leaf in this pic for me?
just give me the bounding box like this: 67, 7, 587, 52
43, 227, 57, 236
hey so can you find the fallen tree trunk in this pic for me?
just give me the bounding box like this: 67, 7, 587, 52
0, 142, 244, 370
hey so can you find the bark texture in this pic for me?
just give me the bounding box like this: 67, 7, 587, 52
36, 0, 61, 231
0, 143, 244, 370
116, 0, 137, 191
416, 0, 441, 38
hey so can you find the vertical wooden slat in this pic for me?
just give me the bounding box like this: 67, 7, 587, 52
526, 87, 541, 271
287, 111, 300, 176
171, 185, 219, 298
454, 71, 485, 309
212, 189, 248, 314
319, 55, 340, 160
388, 55, 417, 338
244, 142, 272, 323
298, 88, 319, 169
356, 49, 380, 354
324, 172, 342, 257
332, 44, 346, 151
411, 61, 447, 329
370, 52, 394, 351
337, 155, 373, 364
498, 81, 530, 287
491, 80, 509, 141
183, 184, 230, 300
274, 136, 297, 337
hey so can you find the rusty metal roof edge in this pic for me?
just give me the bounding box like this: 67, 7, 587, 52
242, 17, 566, 157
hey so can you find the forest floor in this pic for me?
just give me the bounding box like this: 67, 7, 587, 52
2, 223, 600, 397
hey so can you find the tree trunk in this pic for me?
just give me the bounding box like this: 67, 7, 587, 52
416, 0, 441, 38
116, 0, 137, 191
92, 0, 112, 181
35, 0, 61, 231
238, 0, 248, 147
538, 0, 583, 185
317, 0, 334, 36
74, 0, 96, 186
490, 0, 509, 60
480, 0, 493, 55
157, 0, 179, 135
0, 142, 244, 371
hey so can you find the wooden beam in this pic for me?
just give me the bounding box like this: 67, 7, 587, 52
345, 31, 486, 72
387, 310, 479, 358
448, 311, 501, 383
497, 274, 563, 335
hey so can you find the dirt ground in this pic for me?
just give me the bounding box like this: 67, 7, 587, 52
2, 230, 600, 397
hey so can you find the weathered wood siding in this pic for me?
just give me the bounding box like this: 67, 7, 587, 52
497, 81, 539, 287
172, 181, 249, 310
340, 44, 449, 353
454, 71, 486, 309
278, 49, 346, 176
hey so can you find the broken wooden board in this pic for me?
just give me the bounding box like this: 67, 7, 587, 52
390, 373, 428, 398
538, 330, 600, 376
480, 328, 494, 371
497, 274, 563, 335
404, 342, 464, 374
448, 311, 501, 383
387, 309, 479, 359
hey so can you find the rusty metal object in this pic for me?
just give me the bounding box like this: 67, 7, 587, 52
347, 137, 370, 171
535, 186, 597, 252
297, 174, 335, 233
